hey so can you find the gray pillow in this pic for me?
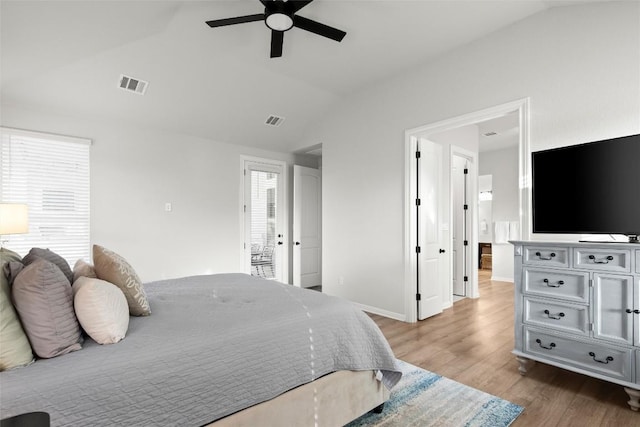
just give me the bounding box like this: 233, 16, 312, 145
12, 258, 82, 359
23, 248, 73, 285
0, 249, 34, 370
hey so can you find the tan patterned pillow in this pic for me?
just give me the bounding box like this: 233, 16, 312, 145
92, 245, 150, 316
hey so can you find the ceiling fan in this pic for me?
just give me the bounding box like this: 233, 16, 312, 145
205, 0, 346, 58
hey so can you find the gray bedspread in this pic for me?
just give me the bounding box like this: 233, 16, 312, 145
0, 273, 402, 426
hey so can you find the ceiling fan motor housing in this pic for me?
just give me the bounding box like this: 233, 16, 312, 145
265, 2, 294, 32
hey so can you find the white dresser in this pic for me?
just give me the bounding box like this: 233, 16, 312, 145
512, 241, 640, 410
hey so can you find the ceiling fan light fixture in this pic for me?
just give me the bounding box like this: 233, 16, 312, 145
206, 0, 347, 58
265, 12, 293, 31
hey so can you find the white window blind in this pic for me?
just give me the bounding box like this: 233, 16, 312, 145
0, 127, 91, 265
250, 170, 278, 249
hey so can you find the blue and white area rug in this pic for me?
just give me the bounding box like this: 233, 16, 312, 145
347, 360, 524, 427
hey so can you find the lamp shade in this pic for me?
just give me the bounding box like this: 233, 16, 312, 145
0, 203, 29, 235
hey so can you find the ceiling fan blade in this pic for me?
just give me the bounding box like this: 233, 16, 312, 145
293, 15, 346, 42
290, 1, 314, 12
206, 14, 264, 28
270, 30, 284, 58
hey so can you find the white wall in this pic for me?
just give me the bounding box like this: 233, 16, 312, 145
299, 2, 640, 319
479, 146, 519, 281
0, 103, 317, 282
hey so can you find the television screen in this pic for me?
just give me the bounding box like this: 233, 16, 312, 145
532, 133, 640, 237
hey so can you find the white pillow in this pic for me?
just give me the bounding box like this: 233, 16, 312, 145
73, 277, 129, 345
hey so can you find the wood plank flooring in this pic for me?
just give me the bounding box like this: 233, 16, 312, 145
368, 270, 640, 426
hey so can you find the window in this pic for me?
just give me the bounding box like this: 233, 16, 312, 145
0, 127, 91, 264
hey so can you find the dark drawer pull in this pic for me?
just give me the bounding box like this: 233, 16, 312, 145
535, 251, 556, 260
625, 309, 640, 314
543, 278, 565, 288
543, 309, 565, 320
535, 338, 556, 350
588, 254, 614, 264
589, 351, 614, 364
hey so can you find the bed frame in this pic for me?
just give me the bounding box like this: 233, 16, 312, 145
208, 370, 389, 426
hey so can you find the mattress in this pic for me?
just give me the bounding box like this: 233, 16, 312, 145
0, 273, 402, 426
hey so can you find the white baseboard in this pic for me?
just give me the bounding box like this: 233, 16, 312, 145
491, 276, 514, 283
351, 302, 406, 322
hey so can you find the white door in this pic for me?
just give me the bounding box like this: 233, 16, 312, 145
451, 154, 468, 296
243, 159, 286, 283
293, 165, 322, 288
418, 138, 445, 320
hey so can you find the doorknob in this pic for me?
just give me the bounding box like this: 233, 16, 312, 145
439, 249, 446, 253
277, 241, 283, 245
295, 241, 301, 245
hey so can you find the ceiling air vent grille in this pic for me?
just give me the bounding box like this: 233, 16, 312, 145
482, 131, 498, 137
265, 115, 285, 127
118, 74, 148, 95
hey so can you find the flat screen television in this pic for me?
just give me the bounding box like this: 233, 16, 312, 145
531, 133, 640, 243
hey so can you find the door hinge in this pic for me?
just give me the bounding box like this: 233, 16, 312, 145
416, 293, 421, 301
588, 323, 594, 331
243, 204, 246, 213
463, 276, 469, 282
416, 246, 421, 254
463, 204, 468, 210
463, 168, 468, 174
415, 151, 421, 159
463, 240, 468, 246
589, 279, 593, 287
416, 198, 421, 206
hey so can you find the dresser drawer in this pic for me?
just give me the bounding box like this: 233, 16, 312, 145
524, 327, 632, 382
523, 246, 569, 268
574, 248, 631, 273
523, 267, 589, 303
523, 297, 589, 336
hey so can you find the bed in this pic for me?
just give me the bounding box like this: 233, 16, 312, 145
0, 273, 402, 426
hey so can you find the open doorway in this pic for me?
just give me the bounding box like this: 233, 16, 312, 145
433, 111, 521, 302
404, 98, 530, 323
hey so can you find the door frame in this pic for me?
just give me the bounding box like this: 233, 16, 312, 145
404, 98, 531, 323
240, 155, 288, 283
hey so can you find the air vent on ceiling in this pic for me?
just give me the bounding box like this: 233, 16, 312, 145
118, 74, 148, 95
265, 115, 285, 127
483, 131, 498, 137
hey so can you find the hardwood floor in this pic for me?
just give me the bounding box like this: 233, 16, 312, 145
368, 270, 640, 426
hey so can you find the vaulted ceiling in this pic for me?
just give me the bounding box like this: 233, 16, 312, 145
0, 0, 606, 152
